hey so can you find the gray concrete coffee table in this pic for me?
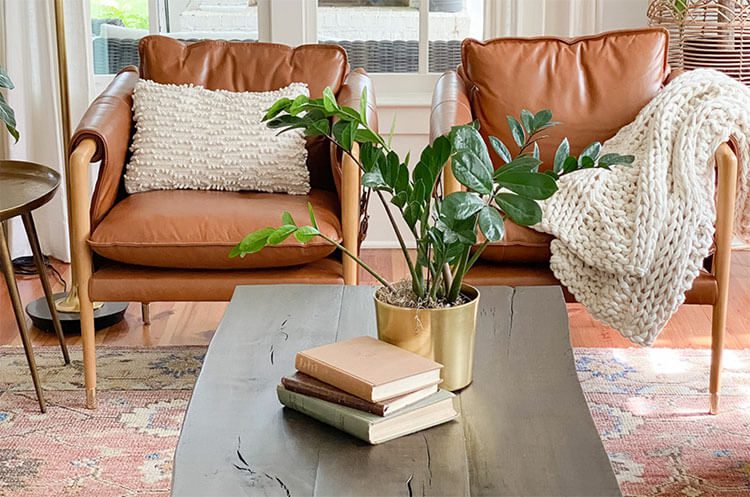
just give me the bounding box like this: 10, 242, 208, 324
171, 285, 621, 497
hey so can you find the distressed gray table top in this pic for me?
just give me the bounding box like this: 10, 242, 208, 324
171, 285, 621, 497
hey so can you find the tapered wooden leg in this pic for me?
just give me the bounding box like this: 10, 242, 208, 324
70, 139, 98, 409
141, 303, 151, 325
21, 212, 70, 365
0, 226, 46, 412
710, 143, 738, 415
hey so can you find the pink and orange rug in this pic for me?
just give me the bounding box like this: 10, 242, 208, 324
0, 346, 748, 496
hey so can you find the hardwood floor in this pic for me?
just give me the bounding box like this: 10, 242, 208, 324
2, 249, 750, 349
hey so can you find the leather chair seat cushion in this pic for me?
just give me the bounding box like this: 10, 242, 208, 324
479, 219, 553, 264
89, 189, 341, 269
461, 28, 669, 170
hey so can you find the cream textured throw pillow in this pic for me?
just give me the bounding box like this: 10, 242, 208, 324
124, 80, 310, 195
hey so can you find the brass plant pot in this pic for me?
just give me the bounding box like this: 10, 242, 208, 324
374, 285, 480, 391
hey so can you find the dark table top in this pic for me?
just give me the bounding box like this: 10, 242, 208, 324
171, 285, 621, 497
0, 161, 60, 221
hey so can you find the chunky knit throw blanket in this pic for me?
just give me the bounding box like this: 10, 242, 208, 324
535, 69, 750, 345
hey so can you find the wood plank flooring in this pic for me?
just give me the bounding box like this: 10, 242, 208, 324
2, 250, 749, 349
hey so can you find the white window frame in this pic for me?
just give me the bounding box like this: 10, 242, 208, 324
93, 0, 487, 103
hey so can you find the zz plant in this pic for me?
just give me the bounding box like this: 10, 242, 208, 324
231, 89, 633, 306
0, 66, 18, 142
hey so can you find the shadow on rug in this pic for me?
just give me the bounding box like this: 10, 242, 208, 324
0, 346, 748, 496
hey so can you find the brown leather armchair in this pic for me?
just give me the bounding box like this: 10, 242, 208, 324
69, 37, 376, 408
430, 28, 738, 414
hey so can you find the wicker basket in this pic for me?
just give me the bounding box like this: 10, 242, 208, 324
648, 0, 750, 84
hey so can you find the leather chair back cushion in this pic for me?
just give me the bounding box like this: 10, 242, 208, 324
138, 36, 349, 190
88, 189, 342, 270
461, 28, 669, 170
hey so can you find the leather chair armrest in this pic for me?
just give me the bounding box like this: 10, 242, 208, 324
331, 68, 376, 284
430, 70, 473, 143
664, 67, 686, 86
71, 66, 139, 228
431, 71, 473, 194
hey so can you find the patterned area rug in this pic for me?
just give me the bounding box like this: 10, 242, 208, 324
0, 346, 748, 497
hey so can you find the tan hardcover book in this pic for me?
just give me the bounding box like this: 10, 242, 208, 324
281, 372, 439, 416
294, 336, 442, 402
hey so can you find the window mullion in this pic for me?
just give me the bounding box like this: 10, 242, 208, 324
418, 0, 429, 74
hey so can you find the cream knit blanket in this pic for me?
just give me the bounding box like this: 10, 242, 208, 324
535, 69, 750, 345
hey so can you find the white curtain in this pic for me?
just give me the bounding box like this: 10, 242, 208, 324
1, 0, 94, 262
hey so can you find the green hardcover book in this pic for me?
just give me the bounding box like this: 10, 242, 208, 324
277, 385, 458, 445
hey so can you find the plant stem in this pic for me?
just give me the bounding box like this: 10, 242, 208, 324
465, 239, 490, 272
318, 233, 394, 291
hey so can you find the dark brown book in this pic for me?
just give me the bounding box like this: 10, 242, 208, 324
281, 372, 439, 416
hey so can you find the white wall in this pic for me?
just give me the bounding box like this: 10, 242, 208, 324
364, 0, 650, 248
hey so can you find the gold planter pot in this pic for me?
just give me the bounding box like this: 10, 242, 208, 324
374, 285, 480, 391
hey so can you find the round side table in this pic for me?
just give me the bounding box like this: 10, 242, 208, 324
0, 160, 70, 413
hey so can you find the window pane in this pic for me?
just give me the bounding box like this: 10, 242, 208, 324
318, 0, 419, 73
429, 0, 483, 73
91, 0, 149, 74
91, 0, 259, 75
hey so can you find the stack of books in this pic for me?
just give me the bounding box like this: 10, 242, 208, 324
277, 336, 459, 444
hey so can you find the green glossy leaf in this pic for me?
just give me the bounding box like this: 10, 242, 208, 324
495, 193, 542, 226
553, 138, 570, 174
411, 179, 427, 204
404, 201, 422, 229
0, 67, 14, 89
282, 211, 296, 226
520, 109, 535, 134
295, 225, 320, 243
391, 191, 408, 208
360, 87, 368, 124
305, 118, 330, 137
478, 206, 505, 242
581, 142, 602, 161
266, 114, 305, 131
394, 163, 409, 194
236, 227, 276, 255
359, 142, 383, 172
543, 170, 559, 180
599, 153, 635, 167
308, 202, 318, 229
288, 94, 310, 116
263, 97, 292, 121
579, 156, 596, 168
450, 125, 492, 170
339, 106, 362, 122
494, 155, 542, 177
489, 136, 512, 164
496, 172, 558, 200
267, 225, 298, 245
442, 191, 485, 220
562, 156, 578, 174
533, 142, 540, 160
507, 116, 525, 147
323, 87, 338, 112
362, 170, 387, 189
533, 109, 552, 130
354, 128, 381, 145
0, 91, 18, 143
451, 149, 493, 194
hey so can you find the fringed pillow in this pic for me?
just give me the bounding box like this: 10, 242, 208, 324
124, 80, 310, 195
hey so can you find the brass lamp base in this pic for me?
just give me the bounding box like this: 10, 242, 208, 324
27, 291, 127, 333
55, 286, 104, 312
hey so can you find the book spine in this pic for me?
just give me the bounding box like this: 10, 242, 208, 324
277, 386, 372, 443
281, 377, 386, 416
295, 353, 374, 402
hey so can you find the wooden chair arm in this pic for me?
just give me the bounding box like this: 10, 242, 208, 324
341, 143, 361, 285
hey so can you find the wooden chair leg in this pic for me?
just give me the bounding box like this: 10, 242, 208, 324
70, 139, 98, 409
342, 143, 361, 285
141, 303, 151, 325
21, 212, 70, 365
0, 226, 46, 412
709, 142, 738, 415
